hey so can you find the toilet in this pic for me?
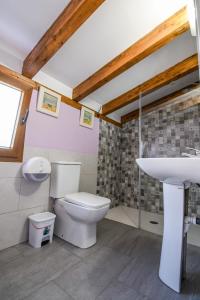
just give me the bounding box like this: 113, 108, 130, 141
50, 161, 110, 248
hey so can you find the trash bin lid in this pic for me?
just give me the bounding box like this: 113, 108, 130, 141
28, 212, 56, 223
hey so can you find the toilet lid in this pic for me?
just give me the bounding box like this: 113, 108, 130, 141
64, 192, 111, 209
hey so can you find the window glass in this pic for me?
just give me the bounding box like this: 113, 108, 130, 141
0, 82, 22, 148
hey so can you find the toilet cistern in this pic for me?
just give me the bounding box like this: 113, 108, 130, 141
136, 157, 200, 293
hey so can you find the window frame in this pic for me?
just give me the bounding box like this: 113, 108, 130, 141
0, 72, 32, 162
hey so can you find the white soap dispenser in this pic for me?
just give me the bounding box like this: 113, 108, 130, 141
22, 157, 51, 182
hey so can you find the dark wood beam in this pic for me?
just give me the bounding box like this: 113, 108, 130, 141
121, 83, 200, 123
0, 64, 37, 89
22, 0, 105, 78
102, 54, 198, 115
73, 6, 189, 101
97, 114, 122, 128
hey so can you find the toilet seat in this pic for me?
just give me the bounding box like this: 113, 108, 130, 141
64, 192, 110, 209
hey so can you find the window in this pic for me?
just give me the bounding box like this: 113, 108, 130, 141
0, 73, 32, 162
0, 83, 22, 148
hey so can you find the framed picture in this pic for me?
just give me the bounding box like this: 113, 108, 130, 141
80, 106, 94, 129
37, 86, 61, 118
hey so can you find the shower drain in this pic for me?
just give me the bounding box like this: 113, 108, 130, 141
149, 220, 159, 225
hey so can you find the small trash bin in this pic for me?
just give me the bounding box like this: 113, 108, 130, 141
28, 212, 56, 248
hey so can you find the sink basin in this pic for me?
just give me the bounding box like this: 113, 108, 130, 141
136, 157, 200, 184
136, 157, 200, 293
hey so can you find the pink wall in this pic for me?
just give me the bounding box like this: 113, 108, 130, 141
25, 90, 99, 154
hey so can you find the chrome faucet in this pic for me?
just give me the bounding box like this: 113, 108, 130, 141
182, 147, 200, 157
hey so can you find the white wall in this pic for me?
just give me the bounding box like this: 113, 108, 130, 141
0, 146, 98, 251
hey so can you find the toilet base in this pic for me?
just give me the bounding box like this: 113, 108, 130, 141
54, 205, 97, 248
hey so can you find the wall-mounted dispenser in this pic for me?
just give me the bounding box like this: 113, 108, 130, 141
22, 157, 51, 182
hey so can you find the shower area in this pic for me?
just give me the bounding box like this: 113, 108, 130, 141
97, 0, 200, 244
97, 85, 200, 245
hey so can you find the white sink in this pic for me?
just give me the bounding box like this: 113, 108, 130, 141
136, 157, 200, 184
136, 157, 200, 293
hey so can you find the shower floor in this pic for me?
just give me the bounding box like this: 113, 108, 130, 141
105, 205, 200, 247
105, 205, 139, 228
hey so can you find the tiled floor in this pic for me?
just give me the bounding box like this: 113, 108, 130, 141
0, 219, 200, 300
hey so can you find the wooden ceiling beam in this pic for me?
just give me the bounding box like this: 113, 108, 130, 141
73, 6, 189, 102
97, 114, 122, 127
102, 54, 198, 115
22, 0, 105, 78
0, 64, 38, 89
121, 83, 200, 124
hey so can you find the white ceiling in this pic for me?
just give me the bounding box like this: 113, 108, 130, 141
87, 32, 196, 104
42, 0, 189, 87
0, 0, 70, 58
114, 70, 199, 118
0, 0, 199, 122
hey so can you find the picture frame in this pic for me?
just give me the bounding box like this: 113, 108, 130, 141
37, 86, 61, 118
80, 106, 95, 129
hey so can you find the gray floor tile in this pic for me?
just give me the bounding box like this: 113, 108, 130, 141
84, 246, 131, 272
55, 247, 130, 300
24, 282, 72, 300
98, 219, 132, 232
55, 261, 107, 300
97, 219, 131, 248
106, 227, 161, 258
0, 241, 80, 300
0, 246, 21, 266
15, 236, 64, 258
97, 280, 149, 300
0, 219, 200, 300
118, 242, 200, 300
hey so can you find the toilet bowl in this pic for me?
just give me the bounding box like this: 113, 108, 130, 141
54, 192, 110, 248
50, 162, 111, 248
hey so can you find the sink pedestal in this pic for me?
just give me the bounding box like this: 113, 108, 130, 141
136, 157, 200, 293
159, 182, 186, 293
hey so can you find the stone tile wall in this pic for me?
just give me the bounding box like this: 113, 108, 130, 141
97, 96, 200, 215
97, 120, 122, 207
